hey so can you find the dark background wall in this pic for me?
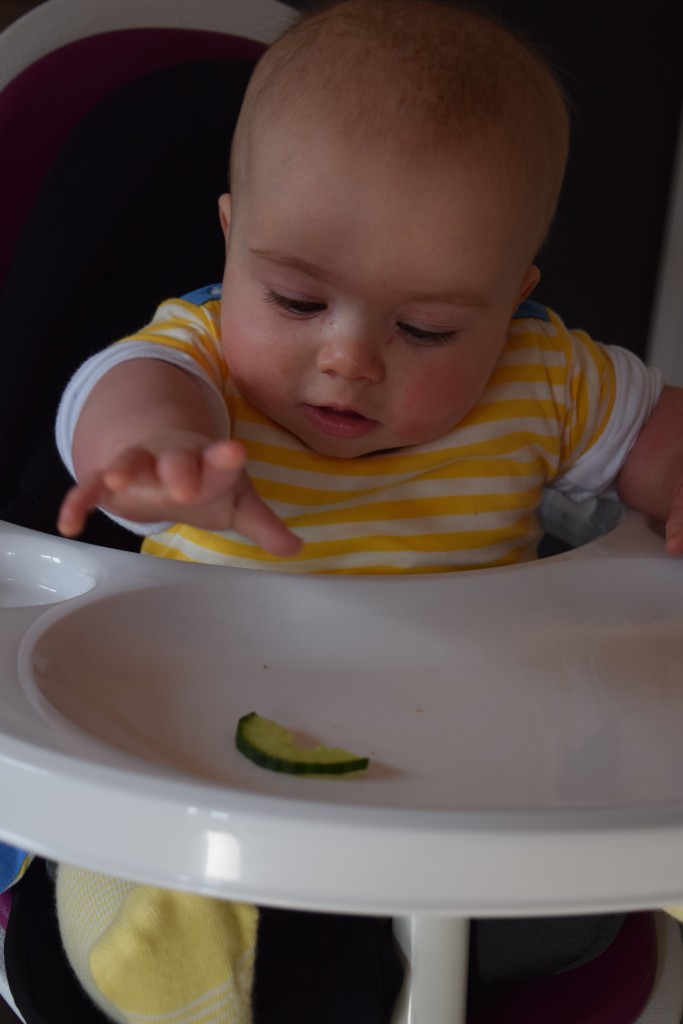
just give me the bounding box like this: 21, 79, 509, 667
288, 0, 683, 359
497, 0, 683, 359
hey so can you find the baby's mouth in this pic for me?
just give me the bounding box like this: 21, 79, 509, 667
322, 405, 365, 420
303, 404, 379, 439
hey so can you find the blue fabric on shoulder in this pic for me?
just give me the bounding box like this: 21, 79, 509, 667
512, 298, 550, 321
0, 843, 32, 893
181, 284, 222, 306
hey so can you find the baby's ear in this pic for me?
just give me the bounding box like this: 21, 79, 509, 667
218, 194, 232, 238
517, 264, 541, 305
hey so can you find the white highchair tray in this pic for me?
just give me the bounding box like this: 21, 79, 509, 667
0, 515, 682, 916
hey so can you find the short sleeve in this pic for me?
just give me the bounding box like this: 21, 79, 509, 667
56, 296, 230, 478
553, 325, 663, 501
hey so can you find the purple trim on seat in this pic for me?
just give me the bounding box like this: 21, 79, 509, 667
467, 912, 658, 1024
0, 890, 11, 931
0, 28, 265, 283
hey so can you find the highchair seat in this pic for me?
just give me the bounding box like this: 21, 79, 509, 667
1, 2, 683, 1023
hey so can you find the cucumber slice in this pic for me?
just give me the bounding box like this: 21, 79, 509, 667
235, 712, 369, 775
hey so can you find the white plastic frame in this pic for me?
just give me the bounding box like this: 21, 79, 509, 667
647, 104, 683, 386
0, 0, 293, 92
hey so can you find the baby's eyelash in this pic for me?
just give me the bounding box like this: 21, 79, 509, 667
265, 291, 325, 316
398, 322, 458, 345
264, 292, 457, 343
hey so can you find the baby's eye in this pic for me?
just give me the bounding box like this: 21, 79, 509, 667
398, 322, 458, 345
265, 291, 325, 316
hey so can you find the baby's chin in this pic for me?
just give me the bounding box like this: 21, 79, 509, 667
291, 427, 410, 460
289, 424, 392, 459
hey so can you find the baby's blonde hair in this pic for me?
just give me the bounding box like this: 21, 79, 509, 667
231, 0, 570, 255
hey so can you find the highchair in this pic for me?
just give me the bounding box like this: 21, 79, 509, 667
1, 2, 683, 1023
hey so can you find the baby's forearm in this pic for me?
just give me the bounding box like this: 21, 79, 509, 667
617, 385, 683, 528
71, 360, 227, 480
59, 358, 300, 554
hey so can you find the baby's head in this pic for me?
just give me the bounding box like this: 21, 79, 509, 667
232, 0, 569, 262
218, 0, 570, 458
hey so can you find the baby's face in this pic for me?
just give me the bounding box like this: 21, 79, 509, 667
219, 127, 539, 458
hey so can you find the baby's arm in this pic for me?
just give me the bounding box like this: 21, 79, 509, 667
57, 360, 301, 556
617, 385, 683, 554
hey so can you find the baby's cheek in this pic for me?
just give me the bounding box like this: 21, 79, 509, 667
222, 319, 274, 382
395, 373, 476, 442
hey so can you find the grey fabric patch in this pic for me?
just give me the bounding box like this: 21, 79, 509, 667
471, 913, 626, 988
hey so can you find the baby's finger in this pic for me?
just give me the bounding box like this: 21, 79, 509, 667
57, 474, 109, 537
202, 439, 249, 473
103, 448, 160, 493
199, 440, 251, 498
665, 516, 683, 555
156, 448, 205, 503
201, 442, 300, 552
232, 474, 302, 557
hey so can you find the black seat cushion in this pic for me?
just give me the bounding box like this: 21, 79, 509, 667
0, 55, 256, 548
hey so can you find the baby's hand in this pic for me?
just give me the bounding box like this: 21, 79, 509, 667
57, 437, 302, 557
664, 474, 683, 556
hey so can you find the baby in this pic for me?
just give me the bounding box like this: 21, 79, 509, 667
18, 0, 683, 1021
55, 3, 682, 570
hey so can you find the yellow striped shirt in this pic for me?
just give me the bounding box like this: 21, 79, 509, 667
107, 290, 637, 574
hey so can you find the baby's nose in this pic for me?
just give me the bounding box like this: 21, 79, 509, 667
317, 327, 385, 383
